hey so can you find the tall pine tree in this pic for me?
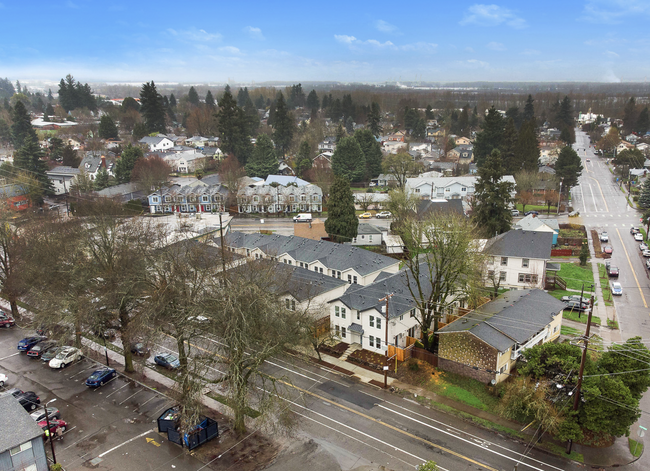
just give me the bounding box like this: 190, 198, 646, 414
187, 86, 200, 106
523, 95, 535, 124
14, 135, 53, 197
205, 90, 215, 108
472, 149, 514, 237
516, 120, 540, 172
500, 118, 518, 173
306, 90, 319, 111
216, 86, 253, 166
638, 178, 650, 210
473, 106, 504, 168
245, 134, 278, 179
367, 102, 382, 137
272, 92, 294, 157
98, 115, 118, 139
11, 101, 37, 148
354, 129, 383, 180
555, 146, 583, 190
332, 136, 365, 182
324, 176, 358, 243
139, 81, 167, 133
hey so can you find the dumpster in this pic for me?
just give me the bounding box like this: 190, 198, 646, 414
157, 406, 219, 450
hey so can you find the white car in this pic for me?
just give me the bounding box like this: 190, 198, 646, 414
635, 232, 644, 241
49, 347, 82, 369
375, 211, 392, 219
640, 243, 648, 251
0, 373, 7, 387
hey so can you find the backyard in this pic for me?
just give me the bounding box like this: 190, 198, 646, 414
556, 262, 595, 291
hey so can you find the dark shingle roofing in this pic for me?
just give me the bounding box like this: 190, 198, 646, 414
221, 232, 398, 276
0, 393, 44, 452
438, 289, 565, 352
356, 224, 383, 235
416, 199, 465, 217
280, 265, 347, 301
484, 230, 552, 260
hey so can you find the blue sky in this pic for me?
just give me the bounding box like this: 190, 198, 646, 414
2, 0, 650, 84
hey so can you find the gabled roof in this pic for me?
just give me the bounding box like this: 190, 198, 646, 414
356, 223, 384, 235
438, 289, 565, 351
0, 393, 44, 453
265, 175, 309, 187
484, 230, 552, 260
47, 165, 81, 176
221, 232, 398, 276
416, 199, 465, 217
139, 136, 171, 145
514, 214, 559, 233
279, 265, 347, 301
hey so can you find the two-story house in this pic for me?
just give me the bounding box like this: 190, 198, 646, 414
78, 153, 116, 181
514, 214, 559, 245
237, 182, 322, 214
46, 166, 80, 195
406, 175, 516, 201
484, 230, 553, 290
438, 289, 564, 384
139, 136, 174, 152
0, 394, 49, 471
161, 150, 208, 173
219, 232, 400, 286
318, 137, 337, 153
447, 145, 474, 163
148, 184, 229, 214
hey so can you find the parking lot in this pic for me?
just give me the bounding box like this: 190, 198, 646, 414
0, 326, 206, 471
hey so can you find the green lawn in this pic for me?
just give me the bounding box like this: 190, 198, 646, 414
629, 437, 644, 457
561, 325, 583, 336
427, 369, 501, 411
563, 309, 601, 326
598, 263, 614, 306
557, 263, 595, 291
515, 203, 557, 212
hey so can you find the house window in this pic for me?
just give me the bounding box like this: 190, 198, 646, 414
522, 258, 529, 268
518, 274, 539, 284
501, 257, 508, 266
341, 327, 346, 338
410, 309, 416, 318
369, 315, 374, 327
341, 308, 346, 319
202, 195, 209, 202
415, 188, 420, 193
399, 314, 403, 321
335, 306, 340, 317
369, 335, 375, 347
357, 311, 360, 320
152, 196, 159, 203
369, 235, 373, 242
335, 325, 340, 336
376, 337, 381, 350
553, 326, 558, 333
499, 363, 508, 374
499, 271, 507, 282
376, 317, 381, 329
353, 276, 357, 284
10, 441, 32, 455
285, 299, 295, 311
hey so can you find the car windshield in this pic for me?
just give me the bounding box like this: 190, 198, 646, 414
88, 370, 105, 380
55, 350, 71, 360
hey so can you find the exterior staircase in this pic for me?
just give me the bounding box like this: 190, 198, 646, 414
339, 343, 362, 361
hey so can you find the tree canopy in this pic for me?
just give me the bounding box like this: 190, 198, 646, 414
216, 86, 253, 166
324, 176, 358, 243
139, 81, 167, 134
272, 92, 295, 156
98, 115, 118, 139
332, 136, 365, 182
555, 146, 583, 190
115, 144, 144, 183
11, 101, 37, 148
245, 133, 278, 179
472, 149, 514, 237
354, 129, 383, 180
58, 74, 96, 112
473, 106, 504, 168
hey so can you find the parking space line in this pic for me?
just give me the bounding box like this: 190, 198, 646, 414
105, 383, 128, 398
97, 428, 156, 458
138, 394, 157, 408
0, 352, 20, 361
119, 389, 141, 405
68, 365, 97, 379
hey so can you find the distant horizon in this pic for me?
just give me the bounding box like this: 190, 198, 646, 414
3, 1, 650, 86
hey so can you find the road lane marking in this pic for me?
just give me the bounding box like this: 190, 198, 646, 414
97, 428, 156, 458
281, 381, 498, 471
146, 437, 161, 447
616, 228, 647, 308
588, 176, 609, 212
588, 184, 598, 212
579, 184, 586, 213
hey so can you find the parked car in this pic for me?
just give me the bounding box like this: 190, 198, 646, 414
561, 295, 589, 304
49, 347, 82, 369
602, 245, 613, 254
0, 373, 7, 387
38, 419, 67, 439
375, 211, 392, 219
0, 311, 15, 328
17, 336, 46, 351
631, 227, 641, 235
635, 232, 644, 241
41, 346, 64, 363
154, 353, 180, 370
605, 259, 611, 271
643, 250, 650, 258
524, 210, 539, 216
511, 209, 520, 216
27, 340, 58, 358
600, 232, 609, 242
646, 259, 650, 270
608, 265, 620, 277
130, 342, 150, 357
586, 158, 591, 163
292, 213, 312, 223
85, 368, 117, 387
358, 212, 372, 219
564, 300, 589, 312
640, 243, 648, 251
30, 407, 60, 422
16, 391, 40, 411
611, 282, 623, 296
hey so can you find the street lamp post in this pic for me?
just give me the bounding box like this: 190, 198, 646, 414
44, 398, 57, 464
557, 178, 563, 215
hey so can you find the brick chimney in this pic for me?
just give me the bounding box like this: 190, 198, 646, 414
100, 155, 106, 169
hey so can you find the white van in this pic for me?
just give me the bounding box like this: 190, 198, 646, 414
293, 213, 312, 223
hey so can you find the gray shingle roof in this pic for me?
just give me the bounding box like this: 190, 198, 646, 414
484, 230, 552, 260
356, 224, 383, 235
0, 393, 44, 453
416, 199, 465, 217
222, 232, 398, 276
438, 289, 565, 352
279, 265, 348, 301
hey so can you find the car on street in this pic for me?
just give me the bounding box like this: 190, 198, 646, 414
30, 407, 60, 422
85, 368, 117, 387
611, 282, 623, 296
0, 373, 7, 387
27, 340, 58, 358
646, 259, 650, 270
586, 158, 591, 162
358, 212, 372, 219
511, 209, 520, 216
130, 342, 150, 356
48, 346, 82, 369
608, 265, 620, 277
41, 346, 64, 363
154, 353, 180, 370
0, 311, 15, 328
524, 210, 539, 216
603, 245, 613, 254
643, 250, 650, 258
564, 300, 589, 312
635, 232, 644, 241
568, 210, 580, 217
16, 391, 40, 411
292, 213, 312, 223
631, 227, 640, 235
605, 259, 611, 271
640, 243, 649, 251
375, 211, 392, 219
17, 336, 46, 351
38, 418, 67, 439
600, 232, 609, 242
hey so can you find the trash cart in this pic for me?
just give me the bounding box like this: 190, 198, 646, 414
157, 406, 219, 450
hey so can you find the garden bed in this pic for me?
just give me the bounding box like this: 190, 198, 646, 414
347, 348, 396, 375
318, 341, 349, 358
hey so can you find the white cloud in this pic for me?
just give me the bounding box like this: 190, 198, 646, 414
219, 46, 241, 55
460, 59, 490, 69
486, 41, 506, 51
167, 27, 222, 42
581, 0, 650, 24
521, 49, 540, 55
604, 50, 619, 58
334, 35, 394, 49
375, 19, 398, 33
334, 35, 357, 44
400, 42, 437, 53
244, 26, 265, 40
460, 4, 527, 29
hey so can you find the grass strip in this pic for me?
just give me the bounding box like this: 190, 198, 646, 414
562, 309, 601, 326
561, 325, 583, 336
629, 437, 644, 457
557, 263, 594, 291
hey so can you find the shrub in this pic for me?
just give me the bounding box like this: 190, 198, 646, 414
408, 360, 420, 372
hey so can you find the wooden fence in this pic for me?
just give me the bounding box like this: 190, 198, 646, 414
411, 347, 438, 367
313, 316, 330, 338
551, 249, 574, 256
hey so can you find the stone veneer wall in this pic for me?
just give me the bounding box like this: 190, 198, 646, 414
438, 331, 501, 384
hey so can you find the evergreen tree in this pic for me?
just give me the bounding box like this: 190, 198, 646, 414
425, 105, 434, 120
345, 116, 354, 134
516, 120, 540, 172
14, 135, 53, 197
254, 94, 266, 109
331, 136, 365, 182
114, 144, 144, 183
0, 119, 11, 144
187, 86, 200, 106
47, 89, 53, 101
61, 144, 80, 167
523, 95, 535, 124
636, 107, 649, 135
139, 81, 167, 133
121, 96, 140, 112
623, 97, 638, 135
98, 115, 118, 139
272, 92, 294, 156
205, 90, 215, 108
472, 149, 514, 237
413, 119, 426, 139
245, 134, 278, 179
57, 74, 96, 112
404, 107, 420, 131
500, 118, 518, 173
458, 106, 470, 137
324, 176, 358, 243
243, 96, 260, 136
45, 103, 55, 117
473, 106, 504, 168
48, 137, 64, 161
367, 102, 382, 137
237, 87, 250, 108
132, 122, 148, 140
354, 129, 382, 180
169, 93, 177, 108
555, 96, 575, 144
11, 101, 37, 148
506, 107, 522, 130
321, 94, 330, 110
306, 90, 319, 111
94, 167, 110, 190
216, 86, 253, 166
0, 78, 15, 99
288, 84, 306, 109
294, 140, 312, 177
555, 146, 583, 190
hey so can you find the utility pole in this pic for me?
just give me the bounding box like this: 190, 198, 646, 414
379, 293, 393, 389
218, 212, 227, 278
566, 294, 594, 454
44, 399, 57, 464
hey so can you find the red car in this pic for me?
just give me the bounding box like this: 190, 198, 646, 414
38, 418, 67, 439
0, 311, 15, 328
603, 245, 613, 255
